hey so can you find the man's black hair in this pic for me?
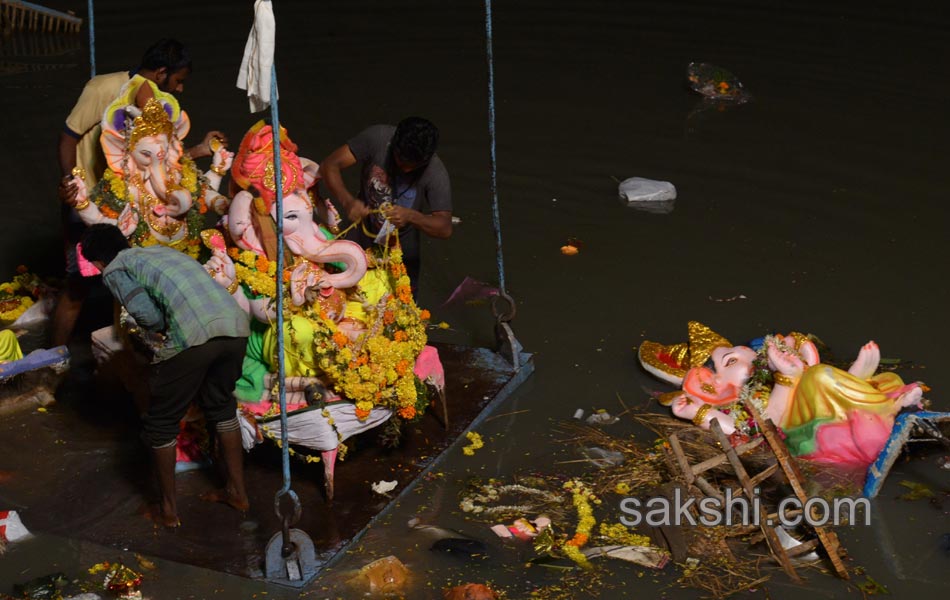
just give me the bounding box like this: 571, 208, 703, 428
139, 39, 192, 74
391, 117, 439, 165
79, 224, 130, 266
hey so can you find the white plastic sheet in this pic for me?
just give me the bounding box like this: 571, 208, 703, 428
618, 177, 677, 203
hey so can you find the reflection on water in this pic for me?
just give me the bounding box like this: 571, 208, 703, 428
1, 0, 949, 598
622, 198, 676, 214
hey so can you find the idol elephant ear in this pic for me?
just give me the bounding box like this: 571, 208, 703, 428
172, 108, 191, 142
682, 367, 738, 407
100, 127, 127, 174
299, 157, 320, 190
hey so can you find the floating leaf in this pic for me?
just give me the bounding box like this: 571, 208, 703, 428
898, 480, 934, 501
857, 575, 889, 595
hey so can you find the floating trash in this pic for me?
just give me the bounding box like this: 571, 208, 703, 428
618, 177, 677, 203
586, 410, 620, 426
686, 62, 750, 103
371, 480, 397, 495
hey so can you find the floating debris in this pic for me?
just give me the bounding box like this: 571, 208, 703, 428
686, 62, 750, 103
618, 177, 677, 203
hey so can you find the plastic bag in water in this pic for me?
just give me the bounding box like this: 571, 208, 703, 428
618, 177, 677, 203
687, 62, 750, 103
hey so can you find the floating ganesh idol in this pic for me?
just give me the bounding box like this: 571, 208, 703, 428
69, 76, 233, 257
638, 322, 926, 467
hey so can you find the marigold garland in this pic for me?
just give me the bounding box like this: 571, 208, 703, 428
279, 243, 430, 421
459, 482, 562, 516
562, 479, 599, 569
91, 156, 208, 250
0, 267, 40, 324
462, 431, 484, 456
227, 247, 280, 298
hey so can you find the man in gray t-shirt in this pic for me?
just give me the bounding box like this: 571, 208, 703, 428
321, 117, 452, 287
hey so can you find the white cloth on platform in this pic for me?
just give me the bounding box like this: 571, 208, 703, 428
240, 404, 393, 452
236, 0, 277, 113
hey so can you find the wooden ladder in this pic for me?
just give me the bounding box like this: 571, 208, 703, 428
665, 400, 849, 581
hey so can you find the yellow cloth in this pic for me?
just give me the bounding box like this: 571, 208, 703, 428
263, 314, 319, 377
64, 71, 130, 188
344, 267, 392, 323
783, 365, 905, 429
260, 267, 394, 377
0, 329, 23, 363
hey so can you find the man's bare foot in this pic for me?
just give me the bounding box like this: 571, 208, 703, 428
144, 504, 181, 529
200, 488, 250, 513
849, 341, 880, 379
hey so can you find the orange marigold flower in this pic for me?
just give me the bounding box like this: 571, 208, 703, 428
331, 331, 348, 347
397, 405, 416, 420
419, 309, 431, 320
354, 407, 371, 420
397, 286, 412, 303
15, 265, 28, 274
101, 206, 118, 219
356, 355, 369, 366
383, 310, 395, 325
283, 270, 292, 282
256, 257, 269, 272
566, 533, 589, 547
393, 330, 408, 342
395, 359, 411, 376
228, 247, 240, 259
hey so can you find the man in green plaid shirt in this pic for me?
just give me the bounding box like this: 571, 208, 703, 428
79, 224, 250, 528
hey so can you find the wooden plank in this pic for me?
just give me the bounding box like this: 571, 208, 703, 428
691, 437, 763, 475
748, 463, 779, 488
667, 433, 726, 502
743, 400, 850, 579
709, 420, 801, 581
785, 539, 819, 558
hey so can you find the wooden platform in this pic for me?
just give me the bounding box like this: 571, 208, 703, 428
0, 342, 533, 579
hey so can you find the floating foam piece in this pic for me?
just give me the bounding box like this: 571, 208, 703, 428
618, 177, 677, 203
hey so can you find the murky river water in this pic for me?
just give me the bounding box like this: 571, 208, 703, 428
2, 0, 948, 598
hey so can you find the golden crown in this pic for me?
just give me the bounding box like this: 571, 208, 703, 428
686, 321, 732, 368
128, 98, 175, 149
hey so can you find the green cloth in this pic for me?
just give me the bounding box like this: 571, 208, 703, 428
102, 245, 250, 362
234, 320, 270, 402
782, 417, 833, 457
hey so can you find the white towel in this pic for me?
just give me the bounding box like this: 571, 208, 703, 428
237, 0, 277, 113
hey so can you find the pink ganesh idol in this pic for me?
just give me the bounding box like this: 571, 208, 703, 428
639, 322, 925, 467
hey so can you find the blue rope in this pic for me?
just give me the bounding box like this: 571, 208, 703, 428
484, 0, 507, 295
269, 64, 291, 496
87, 0, 96, 77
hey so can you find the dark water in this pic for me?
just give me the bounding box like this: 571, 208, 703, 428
2, 0, 948, 598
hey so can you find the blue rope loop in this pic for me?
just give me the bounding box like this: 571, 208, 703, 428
273, 488, 302, 526
484, 0, 507, 296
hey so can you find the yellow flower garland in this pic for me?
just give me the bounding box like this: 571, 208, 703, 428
562, 479, 599, 569
228, 248, 279, 297
280, 244, 429, 420
462, 431, 484, 456
0, 267, 39, 325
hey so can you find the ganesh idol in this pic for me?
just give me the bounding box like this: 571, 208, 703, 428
202, 122, 437, 495
639, 322, 926, 467
68, 75, 233, 257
